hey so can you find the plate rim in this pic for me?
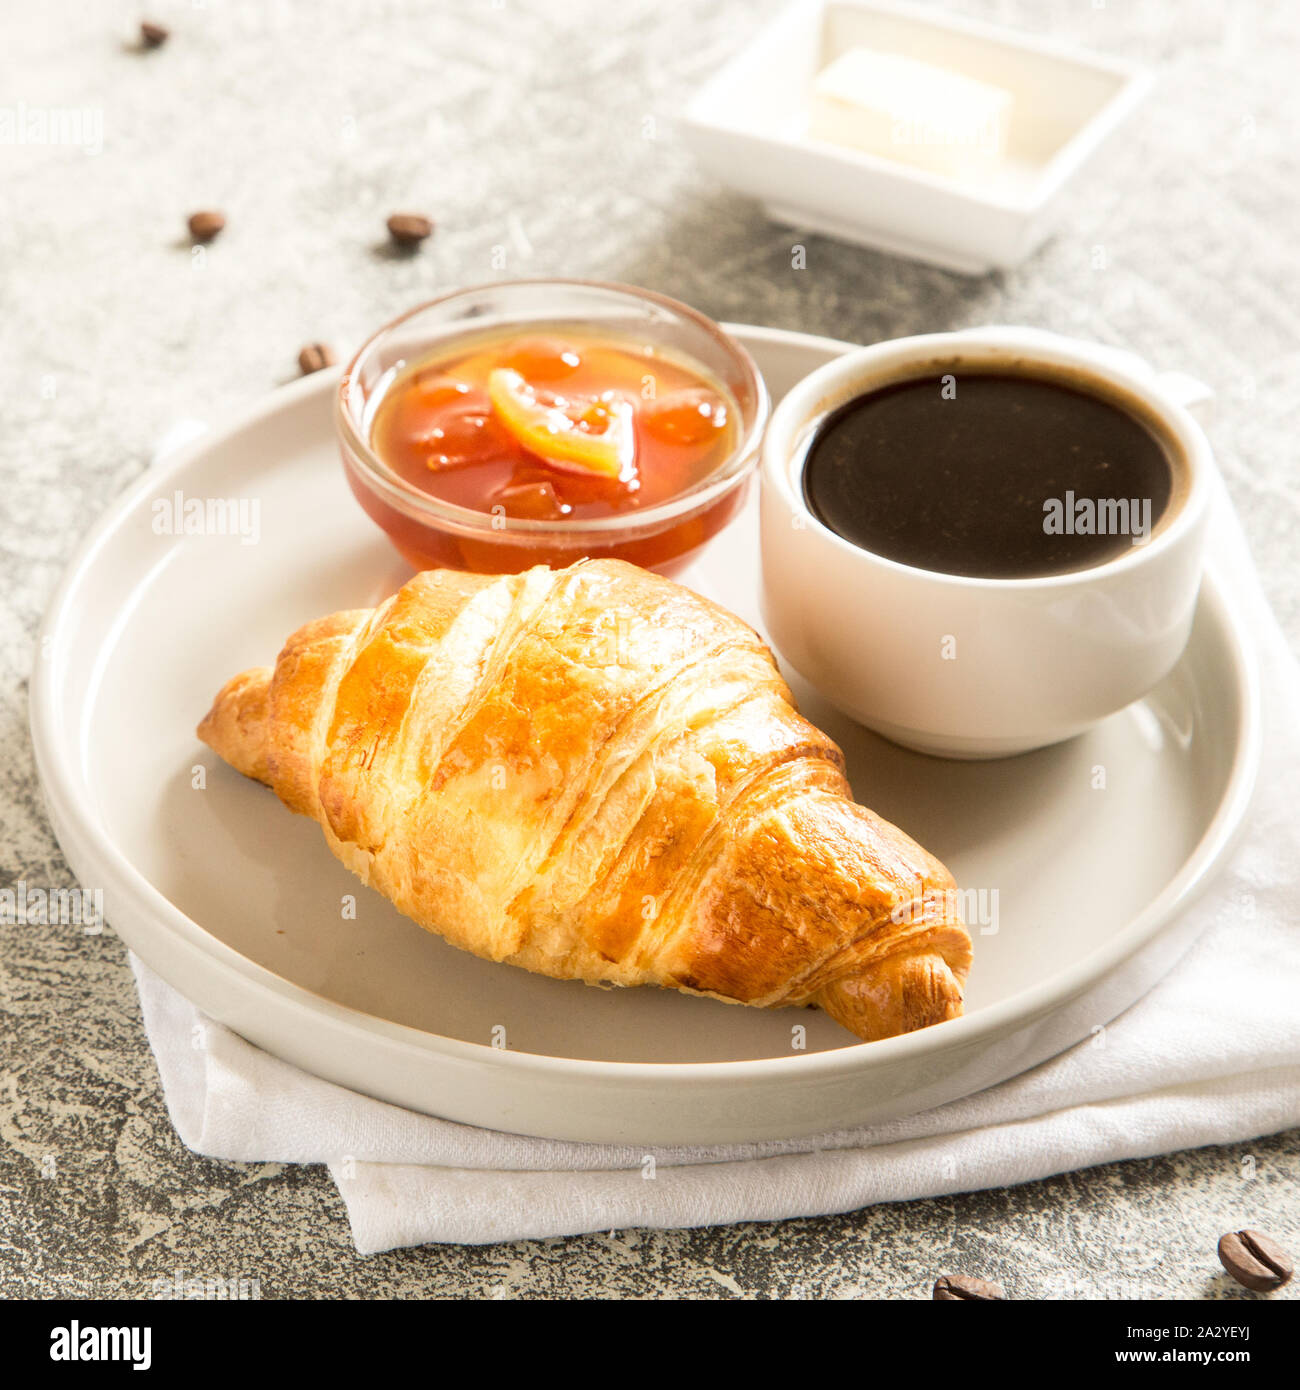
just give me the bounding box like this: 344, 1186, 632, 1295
30, 324, 1263, 1085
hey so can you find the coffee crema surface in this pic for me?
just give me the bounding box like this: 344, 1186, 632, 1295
801, 369, 1179, 578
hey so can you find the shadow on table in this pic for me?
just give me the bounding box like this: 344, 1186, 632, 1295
605, 189, 1015, 346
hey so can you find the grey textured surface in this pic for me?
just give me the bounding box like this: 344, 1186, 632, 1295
1, 0, 1297, 1299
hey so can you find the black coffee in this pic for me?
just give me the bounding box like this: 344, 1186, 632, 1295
801, 369, 1179, 578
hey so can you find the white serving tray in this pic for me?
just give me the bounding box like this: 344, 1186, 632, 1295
683, 0, 1152, 274
30, 326, 1259, 1146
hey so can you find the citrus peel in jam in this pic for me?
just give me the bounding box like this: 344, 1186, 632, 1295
487, 367, 635, 481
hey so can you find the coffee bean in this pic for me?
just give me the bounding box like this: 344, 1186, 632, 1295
933, 1274, 1006, 1301
298, 343, 336, 376
386, 213, 434, 247
140, 21, 169, 48
1217, 1230, 1293, 1292
187, 211, 226, 243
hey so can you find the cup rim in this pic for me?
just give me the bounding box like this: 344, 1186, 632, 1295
762, 327, 1214, 590
336, 278, 771, 538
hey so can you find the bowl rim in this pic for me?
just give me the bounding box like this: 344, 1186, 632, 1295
336, 278, 771, 538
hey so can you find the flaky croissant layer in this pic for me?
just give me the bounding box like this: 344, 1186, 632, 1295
198, 559, 971, 1043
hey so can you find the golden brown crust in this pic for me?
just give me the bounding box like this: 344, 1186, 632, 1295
197, 666, 272, 785
196, 559, 972, 1043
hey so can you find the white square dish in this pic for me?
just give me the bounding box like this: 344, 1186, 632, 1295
682, 0, 1152, 274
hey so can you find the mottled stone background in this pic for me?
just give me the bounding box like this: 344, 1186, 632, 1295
1, 0, 1296, 1299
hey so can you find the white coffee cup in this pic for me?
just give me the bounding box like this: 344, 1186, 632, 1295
759, 327, 1214, 759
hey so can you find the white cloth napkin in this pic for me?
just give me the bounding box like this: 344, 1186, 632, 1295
130, 482, 1300, 1251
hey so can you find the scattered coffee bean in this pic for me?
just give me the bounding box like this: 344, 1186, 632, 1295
140, 21, 169, 48
187, 211, 226, 243
933, 1274, 1006, 1301
298, 343, 336, 376
386, 213, 434, 247
1217, 1230, 1293, 1292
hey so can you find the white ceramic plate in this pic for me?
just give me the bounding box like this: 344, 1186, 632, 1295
31, 326, 1260, 1146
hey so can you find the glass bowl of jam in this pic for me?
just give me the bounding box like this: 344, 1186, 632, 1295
337, 280, 769, 575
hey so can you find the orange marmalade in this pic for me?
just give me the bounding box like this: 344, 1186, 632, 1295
358, 328, 746, 573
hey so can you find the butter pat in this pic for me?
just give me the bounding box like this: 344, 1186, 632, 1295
809, 47, 1013, 180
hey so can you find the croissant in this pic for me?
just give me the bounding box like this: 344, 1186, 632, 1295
198, 558, 971, 1043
